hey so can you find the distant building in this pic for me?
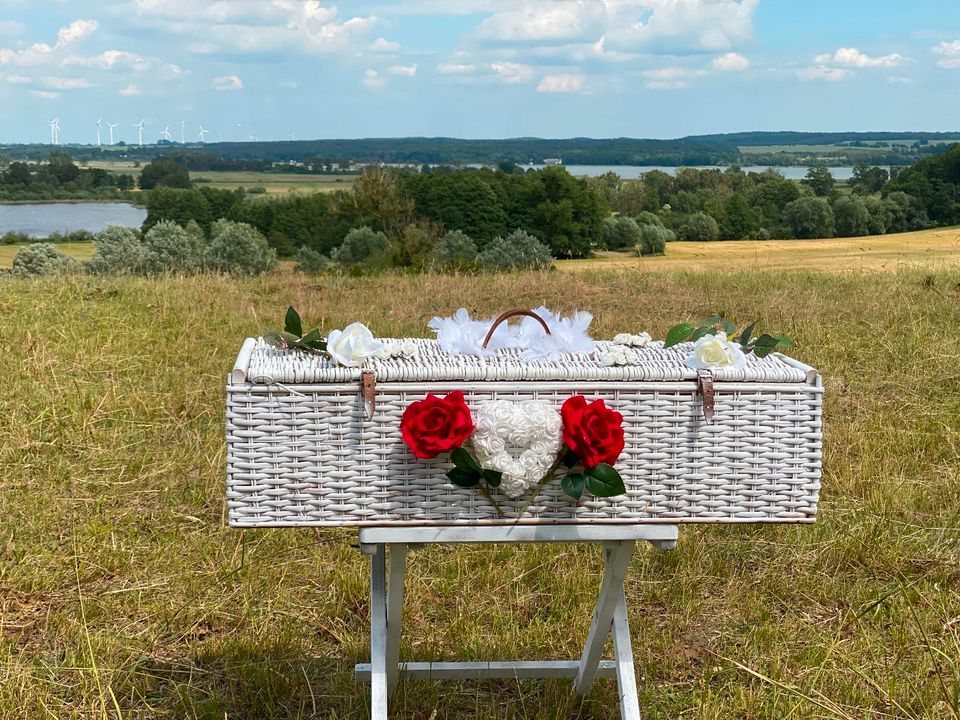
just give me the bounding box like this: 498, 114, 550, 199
543, 158, 563, 165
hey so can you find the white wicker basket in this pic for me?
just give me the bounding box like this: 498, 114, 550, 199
226, 325, 822, 528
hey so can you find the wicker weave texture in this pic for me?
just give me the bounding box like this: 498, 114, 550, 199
226, 380, 822, 527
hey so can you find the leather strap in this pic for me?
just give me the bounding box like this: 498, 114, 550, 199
481, 309, 551, 349
361, 370, 376, 420
697, 369, 715, 425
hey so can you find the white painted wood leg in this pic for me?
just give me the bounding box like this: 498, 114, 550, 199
369, 544, 388, 719
612, 587, 641, 720
573, 540, 635, 695
385, 543, 407, 694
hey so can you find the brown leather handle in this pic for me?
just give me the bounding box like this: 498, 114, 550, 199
481, 309, 551, 349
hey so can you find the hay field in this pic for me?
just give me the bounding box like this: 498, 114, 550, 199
1, 266, 958, 719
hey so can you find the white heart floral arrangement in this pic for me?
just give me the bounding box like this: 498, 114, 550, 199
469, 400, 562, 499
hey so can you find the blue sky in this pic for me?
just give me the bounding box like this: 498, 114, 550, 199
1, 0, 959, 144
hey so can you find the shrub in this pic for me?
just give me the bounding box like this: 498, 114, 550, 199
632, 211, 665, 228
332, 226, 390, 267
753, 227, 771, 241
636, 224, 672, 256
2, 230, 32, 245
390, 221, 442, 268
141, 219, 205, 273
12, 243, 82, 277
296, 246, 330, 274
601, 216, 642, 250
88, 225, 148, 275
832, 195, 870, 237
205, 220, 277, 275
678, 212, 720, 241
477, 229, 553, 270
432, 230, 478, 270
782, 197, 835, 239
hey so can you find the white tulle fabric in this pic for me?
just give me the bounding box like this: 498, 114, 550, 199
470, 400, 563, 498
428, 306, 595, 361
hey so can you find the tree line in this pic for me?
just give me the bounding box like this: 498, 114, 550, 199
0, 152, 136, 201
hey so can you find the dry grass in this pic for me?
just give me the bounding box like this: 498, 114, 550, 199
559, 227, 960, 273
1, 268, 959, 718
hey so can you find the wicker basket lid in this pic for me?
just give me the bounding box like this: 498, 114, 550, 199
240, 337, 813, 385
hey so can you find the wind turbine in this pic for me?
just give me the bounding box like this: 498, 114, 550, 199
49, 118, 60, 145
107, 122, 119, 145
179, 119, 185, 144
197, 124, 210, 143
160, 125, 173, 142
234, 122, 242, 141
96, 118, 102, 146
134, 119, 145, 146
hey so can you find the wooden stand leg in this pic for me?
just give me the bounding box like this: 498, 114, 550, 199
386, 544, 407, 693
370, 544, 388, 719
573, 540, 635, 695
612, 588, 641, 720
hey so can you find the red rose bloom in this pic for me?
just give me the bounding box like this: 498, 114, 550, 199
561, 396, 625, 469
401, 391, 475, 460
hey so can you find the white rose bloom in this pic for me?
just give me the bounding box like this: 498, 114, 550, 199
326, 322, 384, 367
613, 332, 652, 348
686, 333, 747, 370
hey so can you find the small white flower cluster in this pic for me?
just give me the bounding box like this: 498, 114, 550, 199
470, 400, 562, 498
601, 346, 643, 367
374, 341, 420, 360
612, 332, 652, 348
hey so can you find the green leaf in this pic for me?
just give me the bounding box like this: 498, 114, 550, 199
561, 473, 586, 500
452, 447, 483, 473
279, 330, 302, 345
482, 469, 503, 488
775, 336, 793, 348
446, 467, 480, 488
284, 306, 303, 337
664, 323, 696, 348
702, 314, 722, 325
585, 464, 626, 497
752, 333, 780, 358
299, 329, 324, 348
739, 321, 756, 347
262, 332, 283, 347
721, 318, 736, 336
690, 325, 713, 342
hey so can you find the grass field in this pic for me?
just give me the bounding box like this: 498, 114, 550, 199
2, 261, 959, 718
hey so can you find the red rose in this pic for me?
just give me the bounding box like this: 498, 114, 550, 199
561, 396, 625, 469
401, 391, 475, 460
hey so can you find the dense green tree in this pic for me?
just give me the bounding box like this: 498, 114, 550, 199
851, 164, 889, 194
138, 157, 191, 190
332, 226, 390, 267
477, 229, 552, 270
601, 216, 642, 250
832, 195, 871, 237
720, 194, 761, 239
884, 144, 960, 225
205, 220, 277, 275
783, 197, 835, 238
863, 196, 888, 235
679, 212, 720, 241
142, 220, 206, 273
802, 166, 835, 197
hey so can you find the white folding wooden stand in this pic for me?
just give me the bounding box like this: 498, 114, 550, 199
354, 524, 679, 719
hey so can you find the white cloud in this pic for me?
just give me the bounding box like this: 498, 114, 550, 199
933, 39, 960, 69
490, 61, 533, 83
40, 76, 93, 89
30, 89, 59, 99
0, 21, 26, 38
712, 52, 749, 71
62, 50, 148, 70
642, 66, 705, 89
388, 64, 417, 76
606, 0, 758, 54
537, 73, 584, 93
57, 19, 98, 46
213, 74, 243, 91
0, 18, 99, 68
438, 63, 477, 74
362, 68, 385, 88
477, 3, 603, 44
118, 83, 141, 96
4, 74, 32, 84
796, 65, 852, 82
814, 47, 902, 68
369, 37, 400, 52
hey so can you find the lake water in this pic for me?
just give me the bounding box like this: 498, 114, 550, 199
518, 164, 860, 180
0, 203, 146, 237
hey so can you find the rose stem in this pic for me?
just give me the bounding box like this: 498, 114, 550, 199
477, 484, 505, 518
513, 451, 569, 523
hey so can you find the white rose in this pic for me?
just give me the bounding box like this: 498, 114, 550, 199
686, 333, 747, 370
326, 322, 384, 367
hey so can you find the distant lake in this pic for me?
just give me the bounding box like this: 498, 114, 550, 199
0, 203, 146, 237
518, 164, 861, 181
